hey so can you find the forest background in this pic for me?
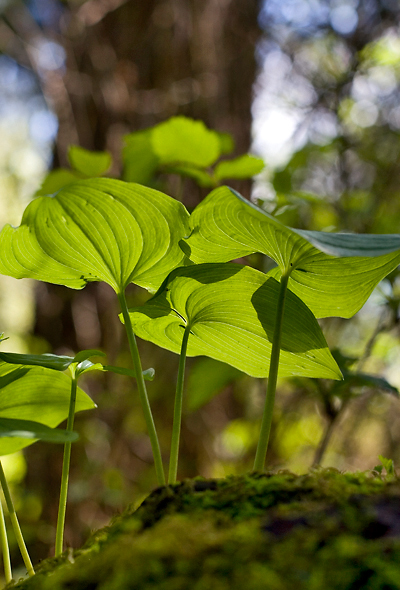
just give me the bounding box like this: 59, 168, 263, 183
0, 0, 400, 576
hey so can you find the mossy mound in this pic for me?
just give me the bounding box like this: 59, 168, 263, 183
11, 469, 400, 590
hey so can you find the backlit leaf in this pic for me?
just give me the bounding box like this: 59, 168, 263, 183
68, 146, 112, 177
166, 165, 215, 187
0, 178, 190, 294
73, 349, 106, 364
35, 169, 81, 196
0, 362, 95, 455
123, 129, 159, 184
127, 264, 341, 380
181, 186, 400, 318
152, 116, 221, 168
214, 155, 264, 181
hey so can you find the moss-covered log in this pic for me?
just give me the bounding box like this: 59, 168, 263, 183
10, 470, 400, 589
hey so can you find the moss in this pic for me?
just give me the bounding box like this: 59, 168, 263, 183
9, 469, 400, 590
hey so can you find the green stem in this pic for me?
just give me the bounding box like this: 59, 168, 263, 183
0, 461, 34, 577
253, 273, 290, 472
0, 498, 12, 584
55, 372, 77, 557
168, 324, 191, 485
118, 291, 166, 487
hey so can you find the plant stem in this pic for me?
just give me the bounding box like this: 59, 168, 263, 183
0, 461, 34, 577
118, 291, 166, 487
0, 498, 12, 584
312, 416, 337, 467
253, 273, 290, 472
55, 372, 77, 557
168, 324, 191, 485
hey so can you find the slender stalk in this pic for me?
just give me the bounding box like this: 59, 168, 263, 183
0, 498, 12, 584
118, 291, 166, 486
168, 324, 191, 485
253, 273, 290, 472
0, 461, 34, 577
55, 371, 77, 557
312, 416, 337, 467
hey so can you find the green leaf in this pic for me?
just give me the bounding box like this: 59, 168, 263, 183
0, 352, 74, 371
0, 348, 154, 381
216, 132, 234, 155
73, 349, 106, 364
377, 455, 395, 476
68, 146, 112, 177
35, 169, 82, 196
0, 362, 95, 455
0, 178, 190, 294
126, 263, 341, 380
187, 358, 242, 411
152, 117, 222, 168
334, 371, 399, 398
0, 349, 106, 373
0, 418, 79, 444
214, 155, 265, 181
102, 365, 155, 381
123, 129, 160, 184
181, 186, 400, 318
165, 165, 215, 187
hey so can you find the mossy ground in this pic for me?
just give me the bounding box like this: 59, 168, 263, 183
9, 469, 400, 590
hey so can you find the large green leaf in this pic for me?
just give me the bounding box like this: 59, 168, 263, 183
181, 186, 400, 318
0, 178, 190, 293
127, 264, 341, 380
0, 362, 95, 455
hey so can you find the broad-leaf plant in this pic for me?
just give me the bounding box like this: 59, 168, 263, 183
0, 116, 399, 580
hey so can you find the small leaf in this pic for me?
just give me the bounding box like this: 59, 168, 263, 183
73, 349, 106, 364
214, 155, 264, 181
102, 365, 155, 381
0, 418, 79, 444
165, 165, 215, 187
126, 263, 342, 380
152, 117, 221, 168
182, 186, 400, 318
35, 169, 81, 196
217, 132, 234, 155
378, 455, 395, 476
75, 361, 104, 377
0, 362, 95, 455
123, 129, 159, 184
68, 146, 112, 177
0, 178, 190, 294
339, 373, 399, 397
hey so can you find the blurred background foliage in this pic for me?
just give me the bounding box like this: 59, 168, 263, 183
0, 0, 400, 578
